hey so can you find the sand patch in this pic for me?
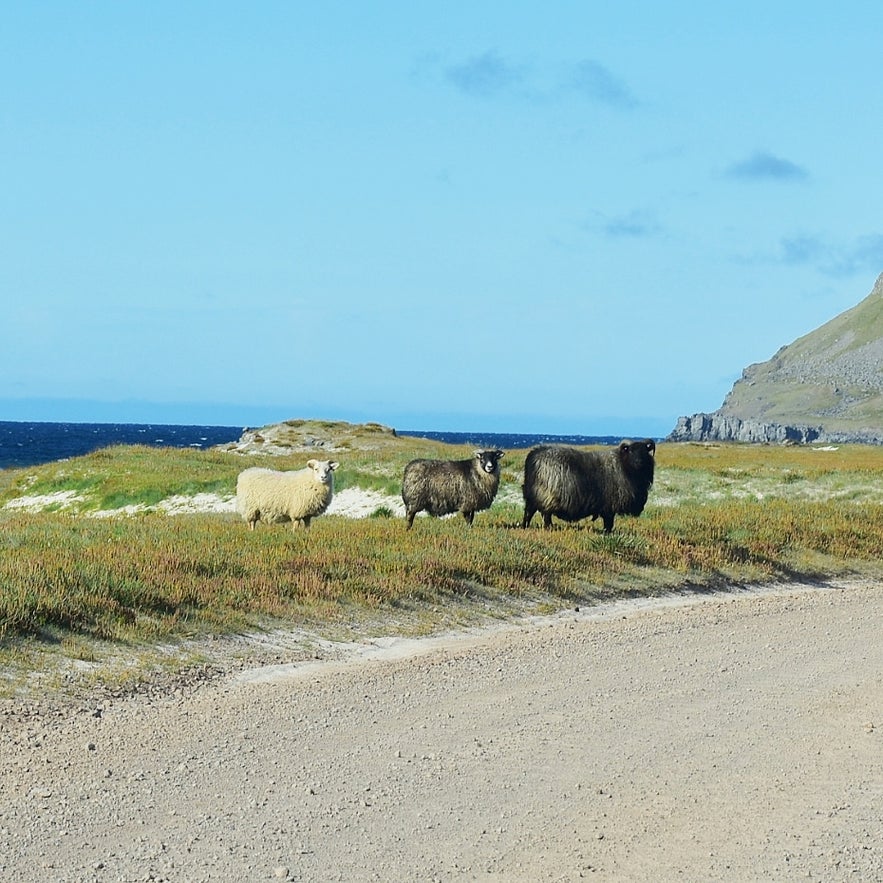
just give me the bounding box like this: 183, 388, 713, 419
5, 486, 405, 520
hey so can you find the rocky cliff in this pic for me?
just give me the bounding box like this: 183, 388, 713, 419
667, 413, 883, 445
669, 272, 883, 444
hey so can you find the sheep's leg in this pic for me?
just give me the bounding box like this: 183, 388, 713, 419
521, 504, 536, 528
405, 511, 416, 530
542, 512, 553, 530
298, 516, 311, 530
601, 513, 615, 533
463, 510, 475, 526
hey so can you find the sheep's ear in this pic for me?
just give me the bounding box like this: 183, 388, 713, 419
330, 461, 340, 470
307, 459, 319, 469
474, 450, 483, 458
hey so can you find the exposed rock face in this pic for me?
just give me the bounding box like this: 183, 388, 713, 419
669, 414, 882, 445
218, 419, 398, 456
668, 414, 823, 444
670, 273, 883, 444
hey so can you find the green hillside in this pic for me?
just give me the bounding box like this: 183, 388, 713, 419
718, 273, 883, 435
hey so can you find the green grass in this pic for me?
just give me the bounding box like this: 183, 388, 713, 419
2, 433, 882, 696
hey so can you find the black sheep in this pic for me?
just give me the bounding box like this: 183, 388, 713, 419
521, 440, 655, 533
402, 449, 504, 529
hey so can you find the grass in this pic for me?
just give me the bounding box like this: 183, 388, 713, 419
1, 431, 882, 697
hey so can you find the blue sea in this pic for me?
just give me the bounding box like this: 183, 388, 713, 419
0, 422, 245, 470
0, 421, 624, 470
399, 430, 622, 451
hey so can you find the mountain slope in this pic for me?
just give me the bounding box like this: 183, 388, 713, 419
670, 273, 883, 443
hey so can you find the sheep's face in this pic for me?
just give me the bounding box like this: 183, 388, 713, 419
307, 459, 340, 484
475, 449, 504, 475
617, 440, 655, 478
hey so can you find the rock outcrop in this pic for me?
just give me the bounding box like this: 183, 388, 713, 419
668, 414, 823, 444
218, 419, 398, 456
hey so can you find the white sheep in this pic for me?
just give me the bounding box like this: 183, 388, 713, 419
236, 459, 339, 530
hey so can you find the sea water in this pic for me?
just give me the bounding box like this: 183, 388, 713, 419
0, 421, 244, 469
0, 421, 626, 470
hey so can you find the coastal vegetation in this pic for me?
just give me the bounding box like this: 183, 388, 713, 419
1, 428, 882, 696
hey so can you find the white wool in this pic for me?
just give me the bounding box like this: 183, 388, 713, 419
236, 459, 338, 530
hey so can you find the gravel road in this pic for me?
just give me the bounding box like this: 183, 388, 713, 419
2, 579, 882, 882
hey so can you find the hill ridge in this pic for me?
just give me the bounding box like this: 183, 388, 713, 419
669, 272, 883, 444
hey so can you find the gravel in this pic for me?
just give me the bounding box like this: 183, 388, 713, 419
2, 579, 883, 881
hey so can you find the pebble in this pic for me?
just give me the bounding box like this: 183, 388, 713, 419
2, 579, 882, 881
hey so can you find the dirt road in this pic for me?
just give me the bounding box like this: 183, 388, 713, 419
2, 579, 883, 882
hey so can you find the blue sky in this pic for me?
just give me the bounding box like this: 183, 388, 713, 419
3, 3, 882, 436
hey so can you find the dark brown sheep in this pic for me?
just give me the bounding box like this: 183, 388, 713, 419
402, 449, 504, 529
521, 440, 655, 533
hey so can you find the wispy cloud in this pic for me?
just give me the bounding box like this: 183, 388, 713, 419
444, 51, 527, 97
777, 232, 883, 276
441, 52, 637, 109
845, 234, 883, 273
726, 151, 808, 182
567, 60, 638, 109
779, 234, 826, 265
576, 209, 662, 242
603, 210, 661, 239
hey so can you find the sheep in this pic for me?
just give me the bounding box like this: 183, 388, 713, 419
236, 459, 339, 530
521, 439, 655, 533
402, 449, 505, 529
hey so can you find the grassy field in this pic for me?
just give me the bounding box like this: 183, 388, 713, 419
1, 427, 882, 696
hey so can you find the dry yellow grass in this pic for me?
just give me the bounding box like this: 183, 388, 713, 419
1, 434, 881, 694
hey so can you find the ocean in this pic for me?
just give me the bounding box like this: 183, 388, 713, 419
0, 421, 244, 470
0, 421, 624, 470
399, 430, 622, 450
